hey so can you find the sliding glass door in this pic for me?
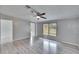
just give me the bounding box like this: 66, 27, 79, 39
43, 23, 56, 36
1, 20, 13, 44
49, 23, 56, 36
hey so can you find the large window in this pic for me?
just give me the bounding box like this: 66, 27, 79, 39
49, 23, 56, 36
43, 23, 56, 36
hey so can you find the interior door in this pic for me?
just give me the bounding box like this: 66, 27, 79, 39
30, 23, 36, 37
1, 20, 13, 44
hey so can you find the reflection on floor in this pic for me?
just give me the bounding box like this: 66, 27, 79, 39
0, 37, 79, 54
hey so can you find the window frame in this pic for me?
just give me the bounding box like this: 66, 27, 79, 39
43, 23, 57, 37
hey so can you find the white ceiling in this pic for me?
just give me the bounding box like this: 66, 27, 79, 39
0, 5, 79, 22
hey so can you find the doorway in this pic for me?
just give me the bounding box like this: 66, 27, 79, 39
30, 23, 36, 37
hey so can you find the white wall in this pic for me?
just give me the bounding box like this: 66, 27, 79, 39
13, 20, 30, 40
76, 20, 79, 46
0, 19, 1, 44
36, 23, 43, 37
0, 14, 1, 44
57, 19, 78, 46
0, 13, 30, 44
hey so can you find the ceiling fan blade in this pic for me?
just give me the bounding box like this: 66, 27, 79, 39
41, 16, 47, 19
40, 13, 46, 15
25, 5, 31, 8
25, 5, 39, 14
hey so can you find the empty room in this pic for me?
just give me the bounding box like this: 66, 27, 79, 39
0, 5, 79, 54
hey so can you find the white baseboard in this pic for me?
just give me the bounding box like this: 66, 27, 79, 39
13, 36, 30, 41
0, 36, 30, 44
39, 37, 79, 48
59, 40, 79, 47
0, 40, 13, 44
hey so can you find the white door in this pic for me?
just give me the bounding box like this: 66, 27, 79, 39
30, 23, 36, 37
1, 20, 13, 44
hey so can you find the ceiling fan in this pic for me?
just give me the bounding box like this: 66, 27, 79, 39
25, 5, 47, 20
